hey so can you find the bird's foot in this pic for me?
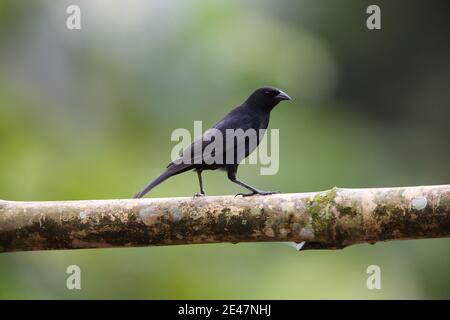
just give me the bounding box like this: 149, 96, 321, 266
193, 192, 207, 199
235, 190, 279, 197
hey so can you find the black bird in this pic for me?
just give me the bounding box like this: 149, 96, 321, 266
134, 87, 291, 198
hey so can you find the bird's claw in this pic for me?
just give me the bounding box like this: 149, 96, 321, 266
235, 190, 279, 197
193, 192, 207, 199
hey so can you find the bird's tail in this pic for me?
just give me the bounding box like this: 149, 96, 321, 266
133, 163, 192, 198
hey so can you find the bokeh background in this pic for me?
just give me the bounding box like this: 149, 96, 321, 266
0, 0, 449, 299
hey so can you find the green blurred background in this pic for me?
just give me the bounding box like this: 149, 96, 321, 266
0, 0, 449, 299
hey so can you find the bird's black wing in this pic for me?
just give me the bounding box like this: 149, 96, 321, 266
172, 106, 263, 166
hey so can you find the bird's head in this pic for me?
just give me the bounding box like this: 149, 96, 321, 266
245, 87, 291, 111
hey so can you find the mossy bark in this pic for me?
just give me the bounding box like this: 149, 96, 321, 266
0, 184, 449, 252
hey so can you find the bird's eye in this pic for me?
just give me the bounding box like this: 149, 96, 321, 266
264, 89, 278, 96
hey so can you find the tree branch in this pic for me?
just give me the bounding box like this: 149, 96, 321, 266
0, 184, 449, 252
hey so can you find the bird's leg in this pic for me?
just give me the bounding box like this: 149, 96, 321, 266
227, 166, 278, 197
232, 178, 279, 197
193, 170, 207, 198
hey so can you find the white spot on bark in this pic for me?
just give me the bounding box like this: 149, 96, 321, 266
79, 211, 87, 219
171, 208, 182, 221
295, 242, 306, 250
360, 191, 377, 216
412, 196, 427, 210
279, 228, 289, 237
285, 242, 306, 251
299, 228, 314, 239
264, 228, 275, 237
139, 207, 153, 218
281, 202, 294, 212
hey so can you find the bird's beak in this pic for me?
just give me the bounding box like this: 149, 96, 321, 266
276, 90, 291, 101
